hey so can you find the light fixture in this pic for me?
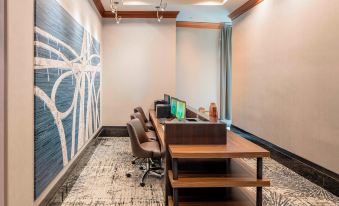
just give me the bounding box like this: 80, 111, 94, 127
110, 0, 123, 24
155, 0, 167, 22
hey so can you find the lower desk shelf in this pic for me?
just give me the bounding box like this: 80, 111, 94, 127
167, 187, 256, 206
167, 142, 270, 206
168, 159, 270, 188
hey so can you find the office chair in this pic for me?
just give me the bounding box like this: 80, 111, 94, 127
129, 112, 158, 170
131, 112, 157, 141
134, 107, 155, 130
126, 119, 164, 187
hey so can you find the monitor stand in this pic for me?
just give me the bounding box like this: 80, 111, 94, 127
185, 118, 199, 122
168, 118, 200, 123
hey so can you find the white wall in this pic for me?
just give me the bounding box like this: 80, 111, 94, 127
102, 19, 176, 126
5, 0, 102, 205
232, 0, 339, 173
176, 27, 220, 111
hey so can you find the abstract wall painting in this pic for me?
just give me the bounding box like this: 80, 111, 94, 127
34, 0, 101, 198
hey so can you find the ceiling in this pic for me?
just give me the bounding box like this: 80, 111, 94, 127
100, 0, 248, 22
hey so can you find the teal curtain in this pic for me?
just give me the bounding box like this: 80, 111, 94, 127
220, 24, 232, 126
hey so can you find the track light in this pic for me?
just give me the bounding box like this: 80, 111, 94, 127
110, 0, 123, 24
156, 0, 167, 22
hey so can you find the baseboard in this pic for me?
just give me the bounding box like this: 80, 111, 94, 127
99, 126, 129, 137
38, 126, 104, 206
231, 125, 339, 196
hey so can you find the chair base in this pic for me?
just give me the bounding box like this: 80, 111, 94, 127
140, 166, 164, 187
126, 158, 164, 187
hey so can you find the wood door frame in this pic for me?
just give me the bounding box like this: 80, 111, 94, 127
0, 0, 6, 205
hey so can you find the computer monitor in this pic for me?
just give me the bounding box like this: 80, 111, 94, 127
170, 98, 178, 116
176, 99, 186, 120
164, 94, 171, 104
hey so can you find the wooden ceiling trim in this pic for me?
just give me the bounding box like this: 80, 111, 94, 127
102, 11, 180, 18
176, 21, 223, 29
94, 0, 263, 21
228, 0, 264, 20
93, 0, 105, 16
93, 0, 179, 18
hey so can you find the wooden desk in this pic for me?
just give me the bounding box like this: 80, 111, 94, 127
149, 109, 270, 206
150, 110, 165, 150
169, 133, 270, 159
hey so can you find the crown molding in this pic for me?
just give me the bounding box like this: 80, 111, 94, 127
176, 21, 223, 29
102, 10, 179, 18
228, 0, 264, 20
93, 0, 179, 19
93, 0, 105, 16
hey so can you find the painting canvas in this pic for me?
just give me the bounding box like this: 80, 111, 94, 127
34, 0, 101, 198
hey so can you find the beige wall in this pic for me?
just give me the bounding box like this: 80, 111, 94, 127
6, 0, 34, 205
6, 0, 102, 205
0, 0, 5, 205
176, 27, 220, 111
102, 19, 176, 126
232, 0, 339, 173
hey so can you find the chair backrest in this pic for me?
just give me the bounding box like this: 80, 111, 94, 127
134, 107, 148, 122
131, 112, 148, 132
127, 119, 150, 157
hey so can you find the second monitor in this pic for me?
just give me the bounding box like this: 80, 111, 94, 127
170, 97, 186, 120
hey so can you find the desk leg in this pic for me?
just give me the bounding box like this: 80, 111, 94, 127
257, 158, 263, 179
256, 187, 262, 206
226, 158, 231, 173
173, 188, 178, 206
256, 158, 263, 206
172, 158, 178, 180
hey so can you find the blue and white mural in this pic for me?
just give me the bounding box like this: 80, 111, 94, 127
34, 0, 101, 198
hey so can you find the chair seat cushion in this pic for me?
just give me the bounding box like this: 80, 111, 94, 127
140, 141, 161, 158
146, 131, 157, 141
146, 122, 155, 131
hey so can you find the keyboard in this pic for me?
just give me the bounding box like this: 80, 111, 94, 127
158, 118, 167, 125
158, 117, 174, 125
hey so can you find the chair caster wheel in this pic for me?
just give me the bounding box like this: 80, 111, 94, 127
126, 173, 131, 178
132, 161, 136, 164
140, 182, 145, 187
139, 166, 145, 170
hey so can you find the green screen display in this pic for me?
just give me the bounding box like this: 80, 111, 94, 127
176, 100, 186, 120
171, 98, 177, 116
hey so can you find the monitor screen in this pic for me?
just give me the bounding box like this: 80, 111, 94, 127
164, 94, 171, 104
170, 98, 178, 116
176, 100, 186, 120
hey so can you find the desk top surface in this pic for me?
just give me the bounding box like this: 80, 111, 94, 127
168, 132, 270, 158
150, 110, 165, 147
149, 110, 270, 158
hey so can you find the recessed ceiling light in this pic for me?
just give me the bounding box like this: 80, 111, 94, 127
194, 0, 228, 6
123, 1, 151, 6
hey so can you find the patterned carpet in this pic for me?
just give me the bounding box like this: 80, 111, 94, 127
48, 137, 339, 206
